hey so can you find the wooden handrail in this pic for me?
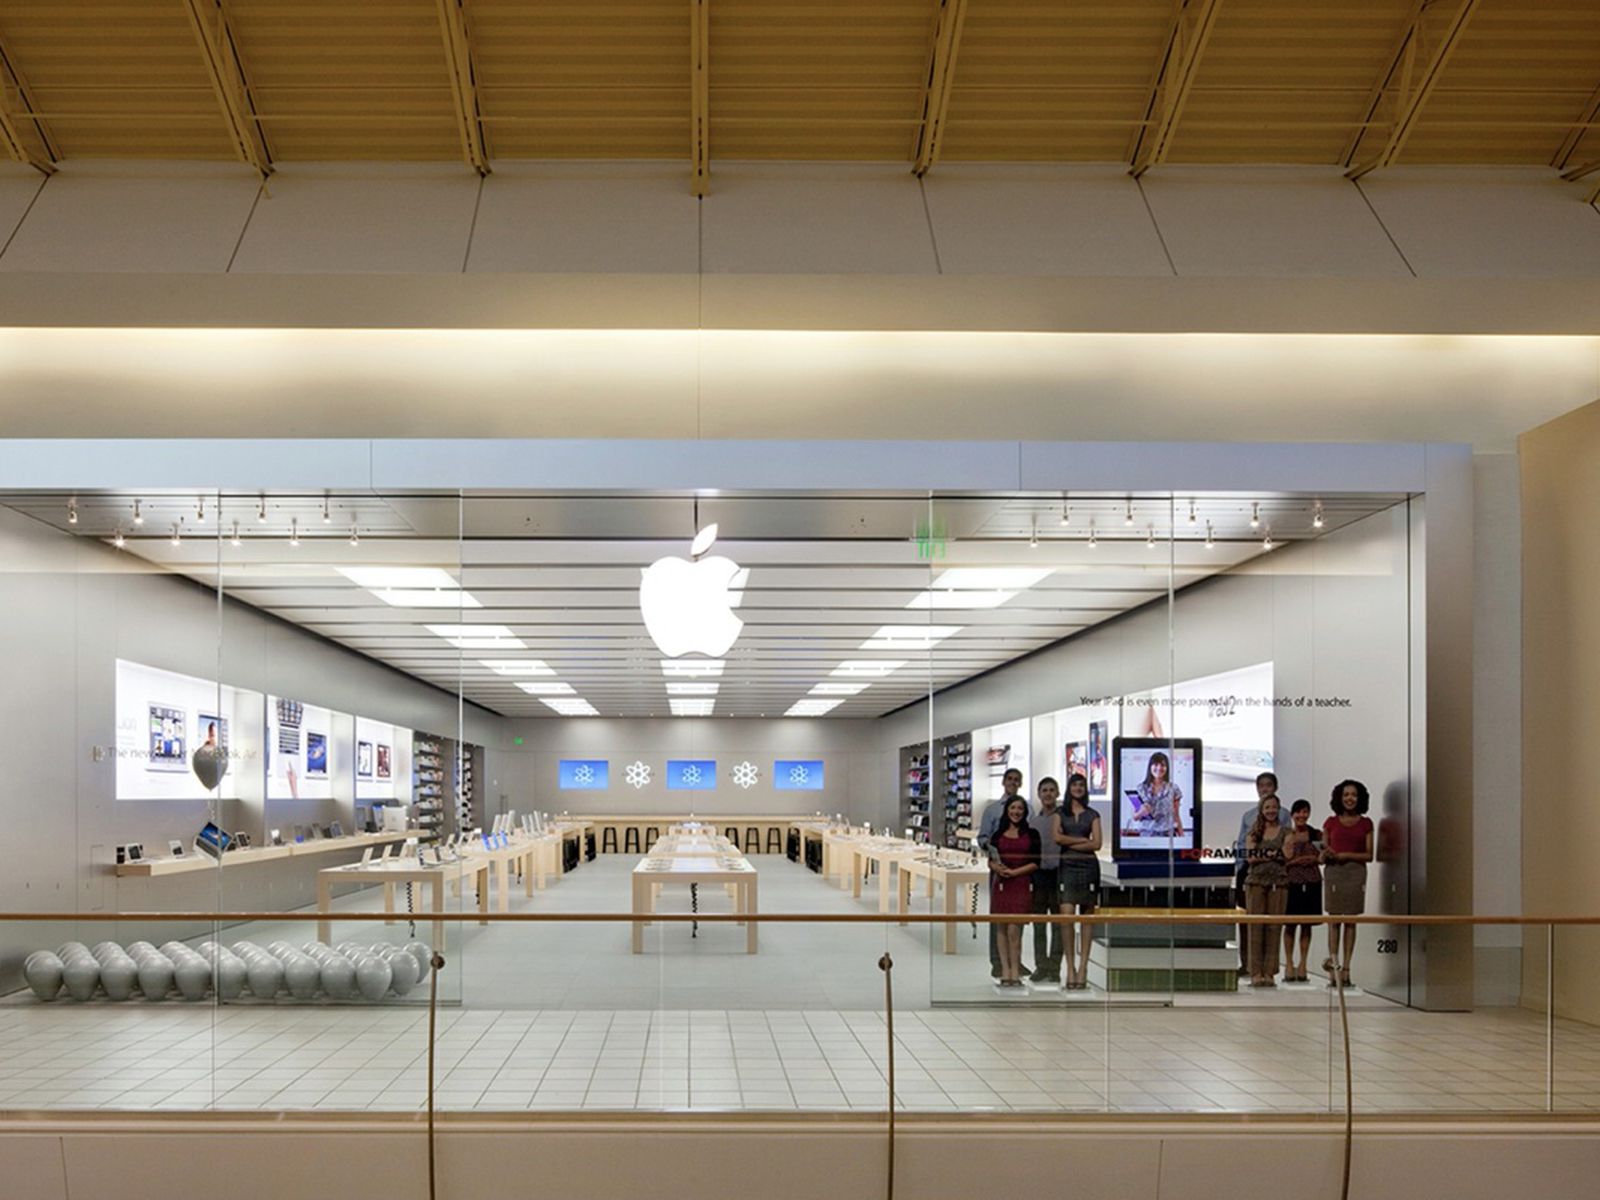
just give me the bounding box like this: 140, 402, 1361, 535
0, 911, 1594, 926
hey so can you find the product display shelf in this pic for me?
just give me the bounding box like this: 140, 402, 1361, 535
941, 735, 972, 849
412, 733, 445, 834
454, 741, 478, 835
114, 831, 414, 877
900, 742, 931, 845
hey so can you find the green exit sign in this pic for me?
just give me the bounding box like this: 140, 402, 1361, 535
513, 737, 525, 746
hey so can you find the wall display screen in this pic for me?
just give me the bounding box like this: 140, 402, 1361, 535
666, 760, 716, 790
558, 759, 610, 790
773, 759, 825, 791
1123, 662, 1275, 807
1111, 737, 1202, 859
115, 660, 256, 801
1088, 720, 1109, 797
357, 741, 373, 778
267, 696, 341, 801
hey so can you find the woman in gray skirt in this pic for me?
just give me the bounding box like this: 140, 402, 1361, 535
1052, 773, 1103, 991
1321, 779, 1375, 989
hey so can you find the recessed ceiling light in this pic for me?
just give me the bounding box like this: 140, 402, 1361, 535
517, 681, 575, 696
907, 589, 1018, 610
832, 660, 906, 678
670, 698, 715, 716
370, 589, 484, 609
859, 625, 962, 650
426, 624, 525, 650
480, 659, 555, 677
932, 568, 1053, 590
338, 567, 461, 589
666, 681, 719, 696
809, 681, 868, 696
661, 659, 725, 678
786, 698, 842, 717
542, 697, 597, 717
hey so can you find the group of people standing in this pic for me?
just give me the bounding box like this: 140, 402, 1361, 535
1235, 770, 1374, 989
979, 767, 1102, 989
977, 766, 1376, 992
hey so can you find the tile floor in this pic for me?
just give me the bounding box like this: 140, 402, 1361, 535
3, 857, 1595, 1115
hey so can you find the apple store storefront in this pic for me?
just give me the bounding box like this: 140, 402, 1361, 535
0, 437, 1487, 1115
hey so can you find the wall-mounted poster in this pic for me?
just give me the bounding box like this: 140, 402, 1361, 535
306, 731, 328, 777
376, 744, 391, 780
198, 713, 228, 758
1064, 741, 1087, 783
357, 741, 374, 778
1088, 720, 1109, 797
355, 718, 408, 800
147, 705, 187, 771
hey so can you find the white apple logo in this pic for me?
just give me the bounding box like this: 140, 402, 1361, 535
640, 524, 749, 658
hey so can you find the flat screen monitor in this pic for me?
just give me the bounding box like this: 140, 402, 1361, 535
1110, 737, 1202, 860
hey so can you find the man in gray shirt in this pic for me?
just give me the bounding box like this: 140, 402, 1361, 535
1027, 776, 1063, 982
977, 767, 1027, 978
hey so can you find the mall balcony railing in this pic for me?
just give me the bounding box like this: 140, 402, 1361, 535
0, 913, 1593, 1199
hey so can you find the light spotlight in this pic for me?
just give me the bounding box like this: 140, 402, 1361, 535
196, 497, 206, 522
1087, 524, 1097, 549
1146, 525, 1156, 549
169, 523, 181, 547
1059, 504, 1070, 526
1263, 527, 1275, 551
1029, 521, 1039, 550
132, 499, 144, 526
230, 520, 241, 547
349, 524, 359, 547
1124, 501, 1134, 526
322, 496, 331, 524
67, 498, 78, 525
289, 517, 300, 547
1205, 521, 1215, 550
1250, 502, 1260, 529
257, 496, 267, 523
1313, 502, 1325, 530
112, 527, 125, 549
1188, 499, 1197, 525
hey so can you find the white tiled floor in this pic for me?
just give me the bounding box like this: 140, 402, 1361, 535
4, 857, 1594, 1115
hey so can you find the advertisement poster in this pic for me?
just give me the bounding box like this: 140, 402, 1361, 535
1064, 741, 1087, 783
376, 744, 391, 780
1112, 737, 1201, 858
357, 741, 373, 778
147, 705, 186, 771
115, 660, 256, 801
1088, 720, 1108, 796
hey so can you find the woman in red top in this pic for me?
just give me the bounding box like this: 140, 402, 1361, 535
1321, 779, 1375, 989
990, 797, 1041, 988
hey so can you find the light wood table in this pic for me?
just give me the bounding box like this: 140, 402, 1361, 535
316, 857, 489, 947
459, 837, 546, 911
848, 838, 922, 913
897, 854, 990, 955
821, 827, 869, 887
115, 831, 414, 877
631, 854, 759, 955
584, 814, 814, 854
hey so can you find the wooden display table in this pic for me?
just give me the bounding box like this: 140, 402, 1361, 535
897, 853, 989, 955
846, 837, 922, 913
630, 852, 759, 955
316, 857, 489, 947
115, 831, 415, 877
459, 836, 546, 912
820, 826, 869, 884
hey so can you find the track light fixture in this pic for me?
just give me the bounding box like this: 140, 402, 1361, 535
169, 523, 181, 547
196, 497, 206, 522
112, 527, 125, 549
257, 496, 267, 524
1312, 501, 1325, 530
67, 498, 78, 525
1059, 503, 1070, 527
1187, 499, 1197, 525
1205, 521, 1215, 549
289, 517, 300, 547
132, 499, 144, 527
1146, 525, 1156, 549
230, 520, 241, 547
322, 496, 331, 524
1087, 524, 1097, 549
1028, 520, 1039, 549
1262, 527, 1275, 551
1250, 501, 1261, 529
1124, 501, 1134, 526
348, 524, 360, 547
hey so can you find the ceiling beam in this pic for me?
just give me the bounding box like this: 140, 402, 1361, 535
181, 0, 271, 178
912, 0, 968, 177
1340, 0, 1428, 168
1551, 78, 1600, 171
1347, 0, 1480, 181
0, 29, 55, 174
435, 0, 490, 176
690, 0, 709, 196
1128, 0, 1224, 178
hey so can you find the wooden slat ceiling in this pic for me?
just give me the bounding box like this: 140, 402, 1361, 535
0, 0, 1596, 187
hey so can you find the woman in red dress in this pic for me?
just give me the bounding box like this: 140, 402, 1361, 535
990, 797, 1041, 988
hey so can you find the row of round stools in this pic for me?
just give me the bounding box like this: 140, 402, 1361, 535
595, 824, 786, 854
